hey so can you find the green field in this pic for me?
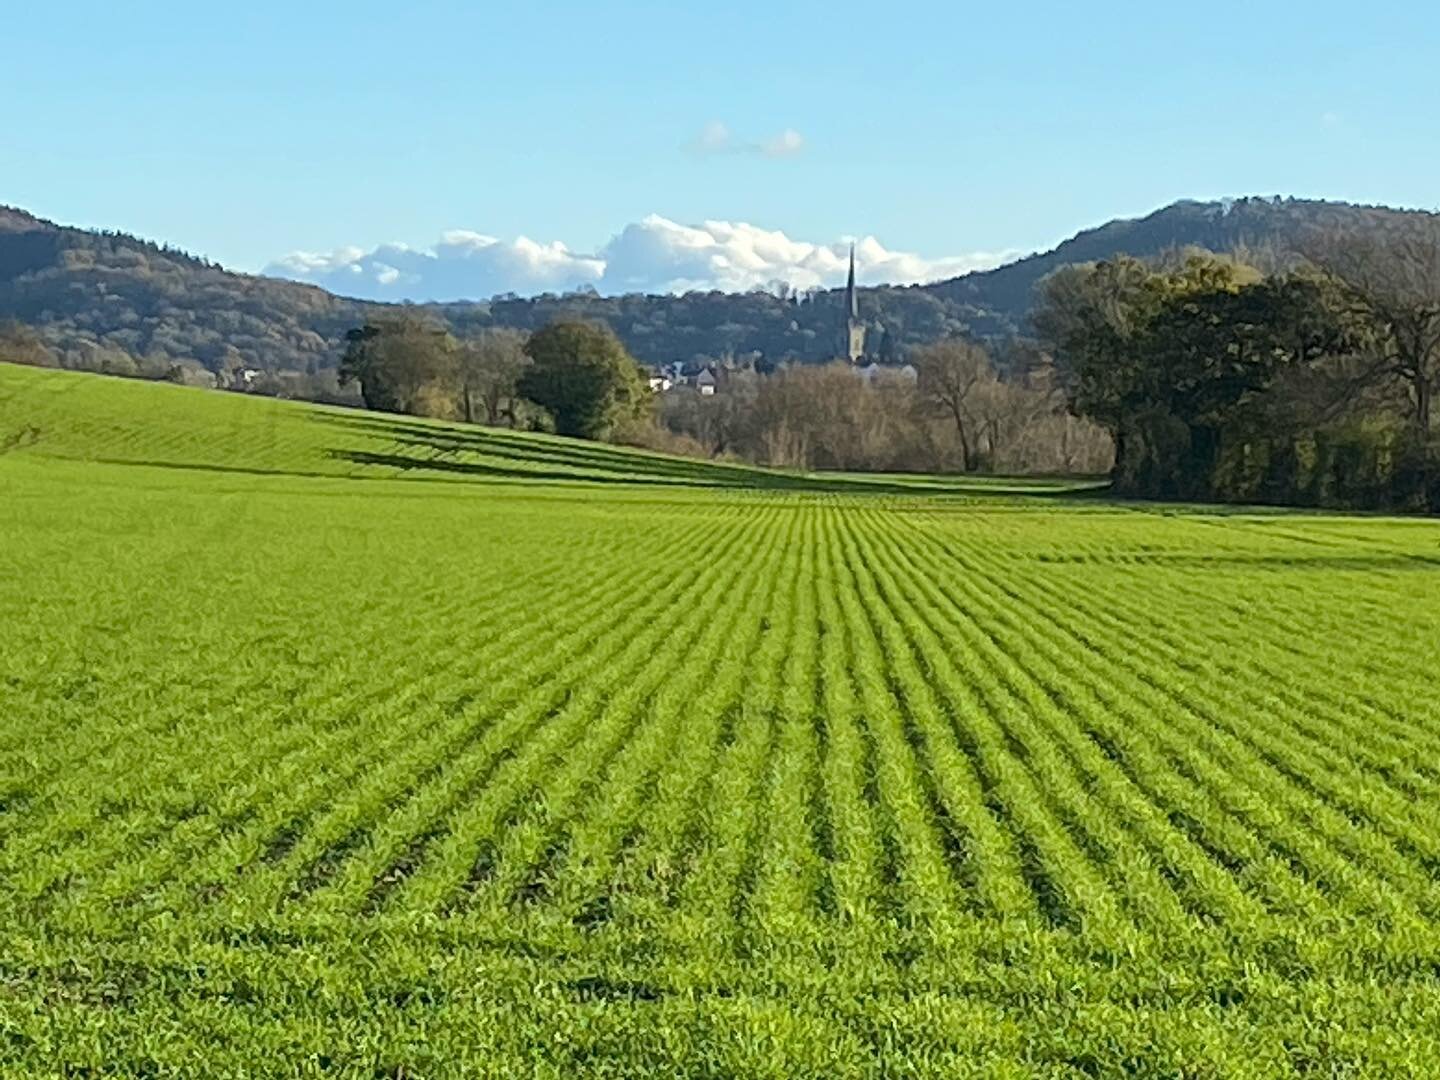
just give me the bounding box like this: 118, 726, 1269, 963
4, 364, 1440, 1077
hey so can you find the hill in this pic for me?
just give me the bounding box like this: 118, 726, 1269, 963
0, 197, 1431, 380
927, 196, 1421, 320
4, 363, 1440, 1075
0, 205, 370, 383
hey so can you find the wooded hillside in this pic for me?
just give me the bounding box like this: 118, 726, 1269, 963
1, 198, 1432, 378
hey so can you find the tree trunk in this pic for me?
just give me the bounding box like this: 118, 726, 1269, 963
485, 389, 506, 426
1189, 424, 1223, 500
462, 386, 475, 425
949, 402, 972, 472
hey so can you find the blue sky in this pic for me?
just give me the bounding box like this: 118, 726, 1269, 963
5, 1, 1438, 298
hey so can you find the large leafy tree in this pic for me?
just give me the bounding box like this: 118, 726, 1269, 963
338, 316, 456, 415
1142, 273, 1355, 495
1032, 261, 1137, 439
1037, 253, 1356, 498
518, 321, 647, 439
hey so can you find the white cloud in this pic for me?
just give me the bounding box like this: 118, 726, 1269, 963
265, 233, 604, 300
263, 216, 1015, 301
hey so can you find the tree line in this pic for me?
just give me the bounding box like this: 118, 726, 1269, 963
1033, 218, 1440, 510
337, 317, 649, 441
330, 314, 1113, 477
658, 347, 1110, 475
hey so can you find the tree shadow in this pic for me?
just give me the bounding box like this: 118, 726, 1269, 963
90, 458, 345, 481
313, 411, 1105, 499
328, 449, 734, 489
1033, 551, 1440, 572
316, 413, 789, 488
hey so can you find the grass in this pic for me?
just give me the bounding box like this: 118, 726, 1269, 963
3, 363, 1440, 1077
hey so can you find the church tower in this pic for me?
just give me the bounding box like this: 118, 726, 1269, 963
844, 243, 866, 364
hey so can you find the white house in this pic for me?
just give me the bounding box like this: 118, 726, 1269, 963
696, 369, 718, 396
217, 367, 262, 391
854, 362, 919, 386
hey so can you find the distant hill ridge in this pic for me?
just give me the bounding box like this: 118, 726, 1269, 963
0, 197, 1431, 377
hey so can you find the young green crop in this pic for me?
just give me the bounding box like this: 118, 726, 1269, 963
4, 363, 1440, 1076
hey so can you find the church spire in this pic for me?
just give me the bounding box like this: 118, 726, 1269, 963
846, 243, 858, 320
843, 242, 866, 364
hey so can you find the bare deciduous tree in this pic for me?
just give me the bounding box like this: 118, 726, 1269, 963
457, 328, 530, 426
911, 339, 997, 471
1305, 216, 1440, 434
658, 357, 1111, 476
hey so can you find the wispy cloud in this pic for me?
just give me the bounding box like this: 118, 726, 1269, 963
691, 120, 736, 154
686, 120, 806, 158
760, 128, 805, 158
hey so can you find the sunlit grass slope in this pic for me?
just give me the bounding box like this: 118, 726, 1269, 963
3, 363, 1440, 1076
0, 364, 1092, 495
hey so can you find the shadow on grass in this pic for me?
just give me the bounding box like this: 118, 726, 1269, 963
91, 458, 345, 481
329, 449, 733, 490
314, 412, 1106, 499
1034, 551, 1440, 571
